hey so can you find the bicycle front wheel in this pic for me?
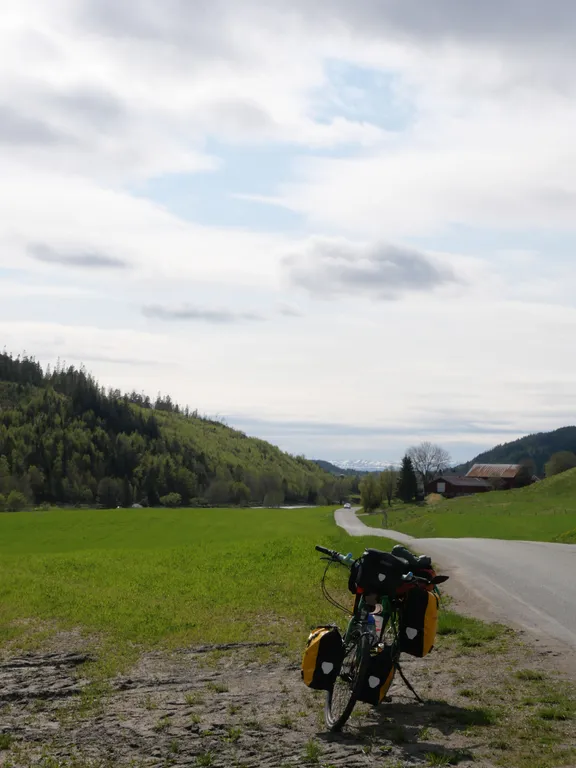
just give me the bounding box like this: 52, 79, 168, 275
324, 632, 371, 731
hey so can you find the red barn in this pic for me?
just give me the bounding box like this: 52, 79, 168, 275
426, 476, 492, 498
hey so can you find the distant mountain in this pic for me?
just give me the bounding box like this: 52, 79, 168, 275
328, 459, 399, 473
459, 426, 576, 476
313, 459, 366, 476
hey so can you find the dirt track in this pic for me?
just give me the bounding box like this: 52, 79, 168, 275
1, 629, 574, 768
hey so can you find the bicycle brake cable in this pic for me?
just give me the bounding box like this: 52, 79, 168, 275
321, 560, 353, 616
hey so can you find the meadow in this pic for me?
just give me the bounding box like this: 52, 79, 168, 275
0, 506, 396, 668
2, 506, 575, 768
363, 468, 576, 542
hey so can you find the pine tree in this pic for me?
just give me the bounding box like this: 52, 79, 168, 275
397, 455, 418, 503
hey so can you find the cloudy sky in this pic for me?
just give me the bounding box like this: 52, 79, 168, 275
2, 1, 576, 464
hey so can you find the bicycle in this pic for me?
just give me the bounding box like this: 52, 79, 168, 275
314, 544, 448, 731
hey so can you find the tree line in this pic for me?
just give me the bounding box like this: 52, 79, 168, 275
0, 352, 358, 510
359, 441, 451, 513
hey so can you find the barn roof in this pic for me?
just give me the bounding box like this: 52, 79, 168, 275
466, 463, 522, 479
434, 476, 492, 489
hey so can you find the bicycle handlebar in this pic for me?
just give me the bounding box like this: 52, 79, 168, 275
315, 546, 448, 584
315, 544, 354, 567
401, 572, 423, 583
402, 571, 449, 586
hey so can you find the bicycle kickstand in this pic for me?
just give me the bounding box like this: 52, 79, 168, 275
395, 661, 423, 704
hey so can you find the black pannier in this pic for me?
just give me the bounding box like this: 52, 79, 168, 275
356, 645, 396, 706
301, 626, 345, 690
348, 548, 411, 596
398, 588, 439, 658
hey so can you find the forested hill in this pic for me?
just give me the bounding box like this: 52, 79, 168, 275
458, 426, 576, 475
0, 352, 349, 509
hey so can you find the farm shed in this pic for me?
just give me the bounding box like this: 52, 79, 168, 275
426, 476, 492, 498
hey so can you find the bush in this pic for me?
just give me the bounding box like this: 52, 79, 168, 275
6, 490, 27, 512
545, 451, 576, 478
230, 482, 251, 506
159, 492, 182, 508
263, 490, 284, 508
97, 477, 122, 508
0, 493, 5, 512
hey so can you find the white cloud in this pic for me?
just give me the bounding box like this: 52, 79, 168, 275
2, 1, 576, 461
283, 237, 461, 299
265, 90, 576, 238
0, 169, 287, 285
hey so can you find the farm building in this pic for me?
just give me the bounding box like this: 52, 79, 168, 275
426, 476, 492, 498
465, 463, 528, 490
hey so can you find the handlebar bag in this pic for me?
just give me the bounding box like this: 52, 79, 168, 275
301, 625, 344, 690
391, 544, 432, 570
399, 588, 439, 657
356, 645, 396, 706
348, 549, 410, 597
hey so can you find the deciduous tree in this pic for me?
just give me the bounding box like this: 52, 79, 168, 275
6, 490, 27, 512
545, 451, 576, 477
263, 489, 284, 508
379, 467, 398, 507
97, 477, 122, 508
407, 442, 451, 486
360, 473, 382, 513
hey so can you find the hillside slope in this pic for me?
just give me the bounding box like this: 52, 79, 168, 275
458, 426, 576, 475
0, 352, 343, 508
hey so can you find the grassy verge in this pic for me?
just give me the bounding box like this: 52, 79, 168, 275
0, 506, 396, 673
361, 469, 576, 541
428, 612, 576, 768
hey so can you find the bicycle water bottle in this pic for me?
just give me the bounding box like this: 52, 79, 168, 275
366, 614, 378, 643
372, 604, 384, 637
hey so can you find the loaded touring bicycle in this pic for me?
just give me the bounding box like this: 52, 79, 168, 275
302, 544, 448, 730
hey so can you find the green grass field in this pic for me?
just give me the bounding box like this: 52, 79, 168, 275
0, 506, 396, 670
363, 468, 576, 542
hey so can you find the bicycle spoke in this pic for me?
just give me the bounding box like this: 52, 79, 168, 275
324, 633, 370, 731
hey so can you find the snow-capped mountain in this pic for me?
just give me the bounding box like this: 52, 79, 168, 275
331, 459, 400, 472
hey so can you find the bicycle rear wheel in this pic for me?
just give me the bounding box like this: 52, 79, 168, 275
324, 632, 371, 731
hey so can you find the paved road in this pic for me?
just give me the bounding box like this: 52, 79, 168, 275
336, 508, 576, 653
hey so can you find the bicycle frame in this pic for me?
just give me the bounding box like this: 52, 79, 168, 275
326, 550, 399, 647
343, 592, 398, 646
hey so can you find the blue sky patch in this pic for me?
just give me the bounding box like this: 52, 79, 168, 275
408, 224, 576, 262
316, 60, 414, 132
132, 139, 366, 232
